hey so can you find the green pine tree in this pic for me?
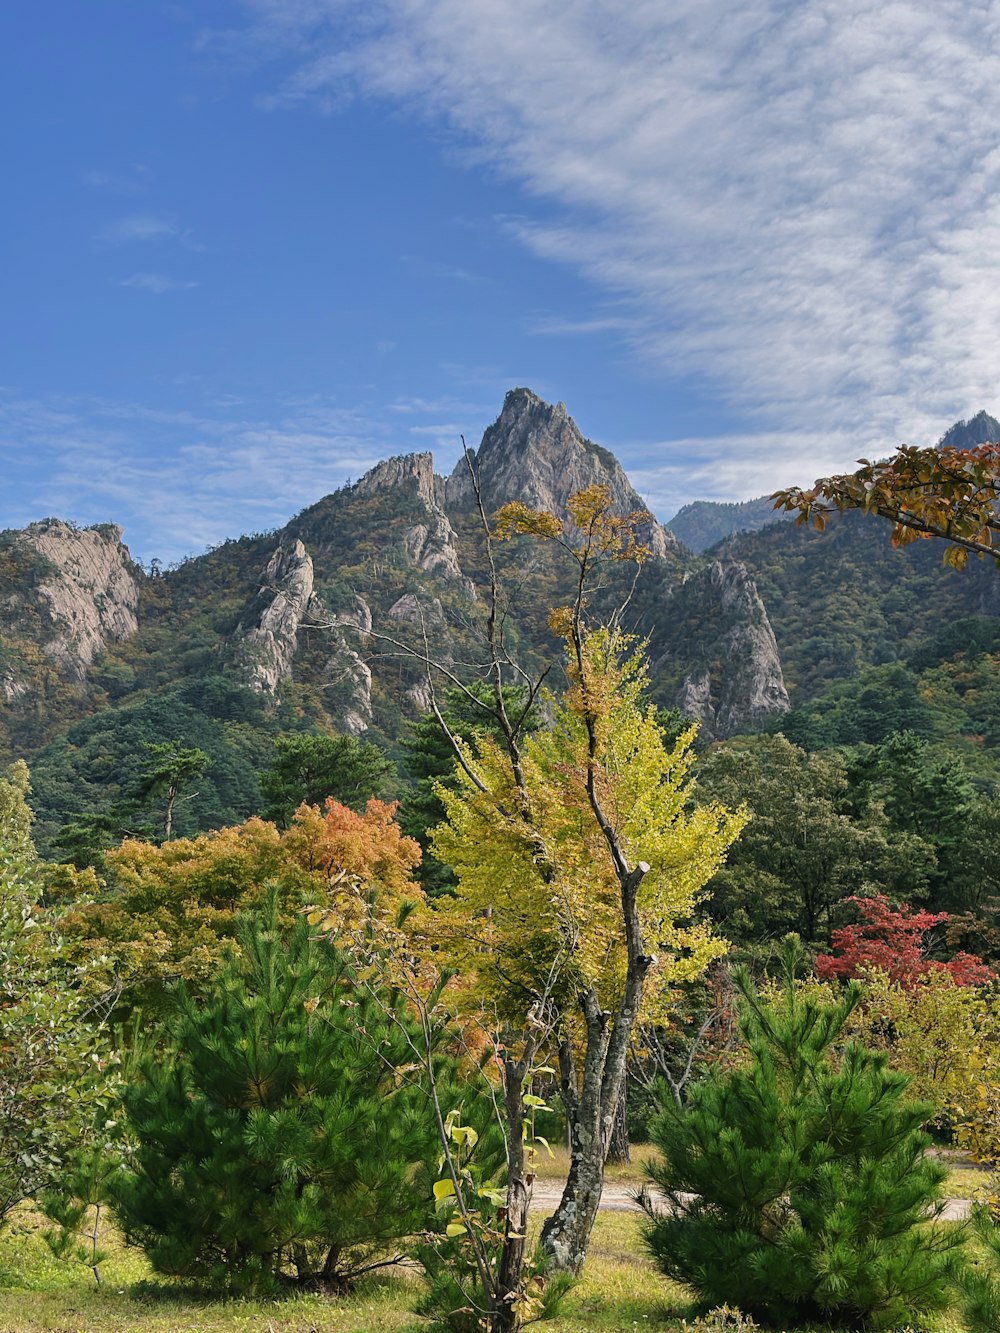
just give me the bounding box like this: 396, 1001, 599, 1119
642, 937, 965, 1329
959, 1204, 1000, 1333
111, 898, 465, 1294
259, 732, 396, 829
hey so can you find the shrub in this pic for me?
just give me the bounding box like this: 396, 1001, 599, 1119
111, 899, 461, 1294
642, 937, 965, 1329
0, 762, 115, 1227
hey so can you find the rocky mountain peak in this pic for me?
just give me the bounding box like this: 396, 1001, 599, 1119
445, 387, 679, 559
353, 452, 438, 510
0, 519, 142, 682
937, 410, 1000, 450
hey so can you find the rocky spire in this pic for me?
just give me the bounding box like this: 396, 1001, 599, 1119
937, 410, 1000, 450
230, 539, 316, 694
445, 388, 680, 559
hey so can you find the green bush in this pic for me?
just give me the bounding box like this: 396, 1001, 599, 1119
643, 938, 965, 1329
111, 899, 463, 1294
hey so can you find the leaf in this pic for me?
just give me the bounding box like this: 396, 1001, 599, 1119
449, 1124, 479, 1149
446, 1221, 467, 1238
433, 1179, 456, 1202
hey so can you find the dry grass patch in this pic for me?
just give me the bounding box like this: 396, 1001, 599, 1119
530, 1143, 662, 1185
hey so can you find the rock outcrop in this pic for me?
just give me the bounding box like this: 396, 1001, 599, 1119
0, 520, 141, 682
445, 388, 680, 560
230, 540, 316, 694
358, 453, 468, 582
658, 560, 789, 739
0, 671, 27, 705
324, 595, 374, 735
291, 451, 470, 586
353, 452, 439, 511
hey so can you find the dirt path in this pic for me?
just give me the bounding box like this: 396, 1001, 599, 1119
529, 1181, 972, 1221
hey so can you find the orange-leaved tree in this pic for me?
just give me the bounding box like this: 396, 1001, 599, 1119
61, 798, 421, 1010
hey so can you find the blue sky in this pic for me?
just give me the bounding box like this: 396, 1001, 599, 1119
4, 1, 1000, 564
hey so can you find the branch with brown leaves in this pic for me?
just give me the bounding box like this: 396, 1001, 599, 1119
773, 441, 1000, 570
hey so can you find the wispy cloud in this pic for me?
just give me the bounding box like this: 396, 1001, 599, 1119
388, 394, 492, 416
528, 314, 638, 337
99, 214, 178, 243
83, 165, 151, 195
0, 391, 392, 564
400, 254, 488, 284
117, 272, 199, 295
230, 0, 1000, 472
623, 431, 861, 523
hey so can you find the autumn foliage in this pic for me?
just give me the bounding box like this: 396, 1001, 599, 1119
816, 894, 994, 988
774, 440, 1000, 570
62, 797, 422, 1006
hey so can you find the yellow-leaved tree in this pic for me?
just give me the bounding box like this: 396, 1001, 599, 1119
411, 484, 748, 1280
431, 631, 734, 1023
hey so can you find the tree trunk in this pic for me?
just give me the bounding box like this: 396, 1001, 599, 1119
538, 1136, 606, 1275
540, 873, 650, 1274
539, 998, 614, 1274
164, 783, 177, 841
605, 1072, 630, 1167
491, 1057, 531, 1333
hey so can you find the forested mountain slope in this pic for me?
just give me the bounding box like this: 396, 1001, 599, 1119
666, 496, 789, 552
1, 389, 791, 848
721, 509, 1000, 703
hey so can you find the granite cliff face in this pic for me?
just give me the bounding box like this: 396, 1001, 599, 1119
0, 520, 141, 683
355, 453, 467, 583
230, 540, 316, 694
445, 388, 680, 560
661, 561, 789, 739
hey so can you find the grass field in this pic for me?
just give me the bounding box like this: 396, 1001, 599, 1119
0, 1150, 987, 1333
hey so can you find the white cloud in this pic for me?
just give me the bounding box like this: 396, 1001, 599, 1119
118, 272, 199, 294
0, 391, 392, 564
623, 430, 862, 522
231, 0, 1000, 473
99, 214, 179, 243
527, 314, 638, 337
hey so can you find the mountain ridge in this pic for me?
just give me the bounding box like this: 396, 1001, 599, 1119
0, 390, 788, 770
4, 391, 999, 853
